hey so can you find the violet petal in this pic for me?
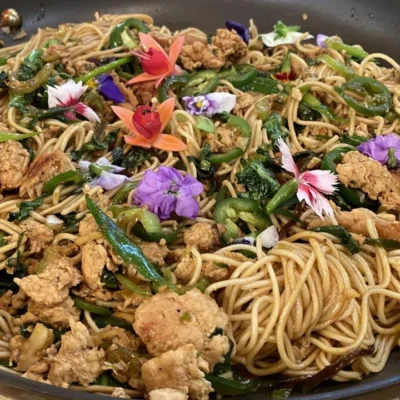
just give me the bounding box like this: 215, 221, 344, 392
176, 195, 200, 219
96, 171, 132, 190
97, 74, 125, 103
225, 20, 250, 44
316, 34, 329, 47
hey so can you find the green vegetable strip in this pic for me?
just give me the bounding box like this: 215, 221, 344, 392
43, 170, 85, 194
317, 54, 357, 80
311, 225, 360, 254
73, 296, 112, 316
302, 93, 347, 123
114, 273, 152, 297
75, 57, 133, 83
8, 64, 54, 94
85, 195, 171, 289
265, 179, 298, 214
324, 38, 369, 60
0, 131, 40, 142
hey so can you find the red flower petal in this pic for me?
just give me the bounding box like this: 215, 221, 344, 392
140, 48, 170, 76
132, 106, 162, 141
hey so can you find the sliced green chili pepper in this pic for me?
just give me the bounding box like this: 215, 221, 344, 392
206, 374, 260, 396
324, 38, 369, 60
120, 30, 138, 50
92, 315, 133, 331
73, 296, 112, 316
158, 75, 188, 102
114, 273, 152, 297
218, 64, 257, 88
110, 205, 177, 243
265, 179, 298, 214
311, 225, 360, 254
338, 184, 379, 209
112, 182, 138, 205
335, 76, 392, 117
242, 77, 282, 94
86, 196, 171, 290
321, 146, 354, 172
208, 114, 251, 165
109, 18, 150, 48
0, 131, 40, 142
102, 270, 118, 289
255, 98, 270, 121
214, 198, 270, 242
365, 238, 400, 249
8, 63, 54, 94
179, 70, 219, 97
318, 54, 356, 80
75, 57, 133, 83
302, 93, 347, 123
340, 134, 369, 146
43, 170, 86, 194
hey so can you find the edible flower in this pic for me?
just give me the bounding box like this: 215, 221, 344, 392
259, 20, 313, 48
133, 166, 203, 219
183, 93, 236, 117
266, 139, 338, 218
358, 133, 400, 168
127, 33, 185, 87
225, 21, 250, 44
48, 80, 100, 123
112, 98, 186, 151
316, 34, 329, 47
79, 157, 132, 190
86, 74, 125, 103
235, 225, 279, 248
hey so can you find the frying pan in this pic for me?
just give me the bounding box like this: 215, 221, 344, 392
0, 0, 399, 398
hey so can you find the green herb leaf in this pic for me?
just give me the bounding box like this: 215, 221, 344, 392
273, 20, 301, 40
9, 197, 44, 222
0, 131, 40, 142
264, 112, 289, 148
194, 115, 216, 133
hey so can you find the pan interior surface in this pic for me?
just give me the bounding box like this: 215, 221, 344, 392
0, 0, 399, 399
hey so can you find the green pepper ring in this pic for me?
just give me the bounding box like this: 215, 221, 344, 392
178, 70, 219, 97
219, 64, 258, 88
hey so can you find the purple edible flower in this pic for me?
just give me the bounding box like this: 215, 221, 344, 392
183, 93, 236, 117
79, 157, 131, 190
225, 20, 250, 44
97, 74, 125, 103
134, 166, 203, 219
316, 34, 329, 47
358, 133, 400, 167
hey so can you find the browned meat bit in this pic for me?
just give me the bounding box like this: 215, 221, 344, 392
0, 141, 29, 190
22, 220, 54, 254
10, 323, 54, 372
142, 344, 212, 400
133, 289, 230, 368
181, 41, 225, 71
43, 44, 69, 62
233, 92, 254, 114
91, 326, 140, 351
28, 297, 81, 329
81, 241, 108, 290
183, 223, 219, 252
48, 319, 105, 387
337, 151, 400, 211
0, 290, 12, 312
211, 28, 248, 60
131, 81, 157, 105
14, 257, 82, 306
20, 150, 75, 198
174, 251, 196, 284
74, 283, 113, 302
78, 214, 99, 237
206, 125, 244, 153
138, 241, 170, 266
74, 60, 96, 75
149, 31, 173, 51
149, 389, 188, 400
110, 71, 139, 108
0, 289, 27, 315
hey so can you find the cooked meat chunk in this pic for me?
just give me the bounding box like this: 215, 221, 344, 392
181, 41, 225, 71
142, 344, 212, 400
22, 220, 54, 253
138, 242, 169, 266
174, 252, 196, 284
337, 151, 400, 211
211, 29, 248, 60
0, 290, 28, 315
78, 214, 99, 236
0, 290, 12, 312
149, 388, 188, 400
20, 151, 75, 198
183, 223, 219, 252
132, 82, 157, 105
202, 251, 247, 283
81, 241, 108, 290
91, 326, 140, 351
23, 360, 51, 383
14, 257, 82, 306
0, 141, 29, 190
74, 283, 113, 302
48, 319, 105, 387
111, 387, 131, 398
110, 71, 139, 108
28, 297, 81, 329
133, 289, 229, 367
206, 126, 242, 153
309, 208, 400, 242
233, 92, 254, 114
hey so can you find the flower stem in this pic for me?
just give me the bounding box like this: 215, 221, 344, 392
75, 57, 133, 84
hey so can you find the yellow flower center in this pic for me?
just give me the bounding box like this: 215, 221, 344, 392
195, 100, 204, 109
86, 78, 98, 90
